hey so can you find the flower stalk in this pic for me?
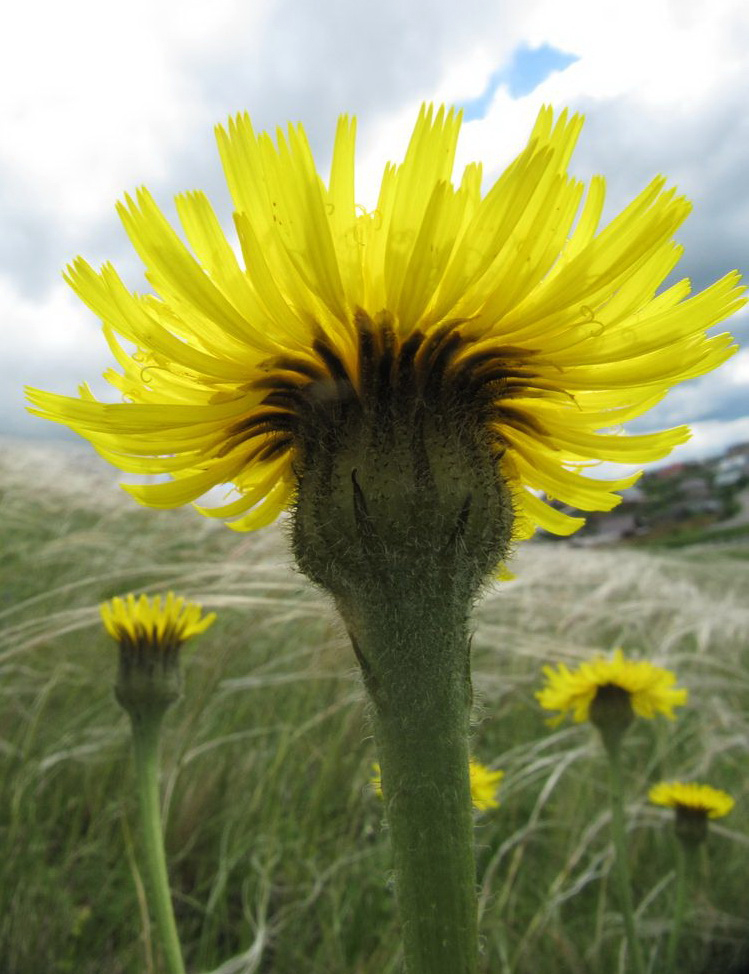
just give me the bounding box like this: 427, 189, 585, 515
292, 351, 513, 973
101, 593, 214, 974
130, 709, 186, 974
357, 595, 479, 973
588, 685, 646, 974
665, 838, 695, 974
602, 736, 646, 974
649, 780, 734, 974
538, 653, 689, 974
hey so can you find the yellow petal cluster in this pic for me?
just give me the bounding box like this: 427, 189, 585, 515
371, 759, 503, 812
101, 592, 215, 649
466, 761, 505, 811
536, 649, 687, 725
649, 781, 735, 819
27, 105, 745, 542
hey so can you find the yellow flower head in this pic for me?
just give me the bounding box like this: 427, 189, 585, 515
371, 759, 503, 812
101, 592, 215, 653
27, 106, 745, 549
649, 781, 735, 819
536, 649, 687, 727
467, 760, 505, 811
102, 593, 215, 717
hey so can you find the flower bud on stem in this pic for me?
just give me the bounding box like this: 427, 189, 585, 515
117, 663, 186, 974
128, 708, 186, 974
103, 593, 213, 974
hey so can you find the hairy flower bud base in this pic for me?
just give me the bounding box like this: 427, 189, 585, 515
292, 312, 514, 617
115, 645, 183, 724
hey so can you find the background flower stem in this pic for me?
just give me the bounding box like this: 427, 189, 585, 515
665, 840, 695, 974
130, 712, 186, 974
603, 738, 646, 974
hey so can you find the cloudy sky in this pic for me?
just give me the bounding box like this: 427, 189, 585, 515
3, 0, 747, 473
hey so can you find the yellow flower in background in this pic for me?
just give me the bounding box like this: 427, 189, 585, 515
101, 592, 216, 652
536, 649, 687, 726
102, 593, 215, 718
649, 781, 734, 819
467, 761, 505, 811
27, 105, 745, 543
371, 759, 503, 811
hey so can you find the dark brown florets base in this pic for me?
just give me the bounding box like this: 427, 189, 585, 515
272, 311, 518, 609
233, 308, 549, 465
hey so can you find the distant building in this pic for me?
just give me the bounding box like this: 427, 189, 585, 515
726, 442, 749, 458
574, 511, 639, 545
536, 438, 749, 543
652, 462, 687, 480
715, 453, 749, 488
680, 477, 711, 500
618, 484, 647, 505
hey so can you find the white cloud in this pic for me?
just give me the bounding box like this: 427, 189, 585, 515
0, 274, 112, 434
1, 276, 102, 369
523, 0, 747, 107
0, 0, 271, 228
441, 0, 749, 180
725, 348, 749, 386
671, 415, 749, 462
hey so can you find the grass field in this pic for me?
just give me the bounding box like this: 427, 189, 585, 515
2, 439, 748, 974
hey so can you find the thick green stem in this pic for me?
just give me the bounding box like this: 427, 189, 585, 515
603, 738, 646, 974
130, 713, 186, 974
289, 321, 516, 974
328, 532, 490, 974
350, 596, 478, 974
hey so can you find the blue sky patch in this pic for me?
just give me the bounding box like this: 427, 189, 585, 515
461, 43, 579, 121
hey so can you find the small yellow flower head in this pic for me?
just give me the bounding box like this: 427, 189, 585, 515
101, 592, 216, 652
649, 781, 734, 846
371, 759, 503, 812
101, 592, 215, 718
536, 649, 687, 738
467, 761, 505, 811
649, 781, 734, 818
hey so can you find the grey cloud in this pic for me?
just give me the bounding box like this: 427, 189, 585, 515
628, 366, 749, 434
569, 91, 749, 294
0, 168, 68, 300
199, 0, 511, 130
161, 0, 520, 231
561, 90, 749, 448
5, 351, 113, 440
